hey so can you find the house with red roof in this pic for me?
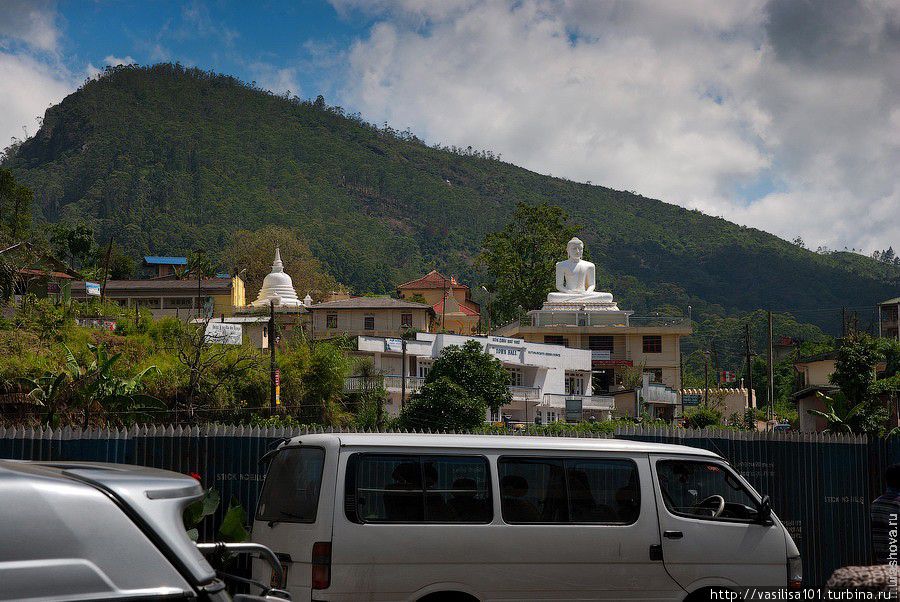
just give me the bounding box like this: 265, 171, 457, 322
396, 270, 481, 335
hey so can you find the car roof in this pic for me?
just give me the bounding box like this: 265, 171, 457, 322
0, 460, 215, 584
286, 433, 721, 458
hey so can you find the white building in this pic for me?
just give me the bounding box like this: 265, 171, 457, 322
347, 332, 613, 424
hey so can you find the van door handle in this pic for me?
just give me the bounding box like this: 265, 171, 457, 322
663, 530, 683, 539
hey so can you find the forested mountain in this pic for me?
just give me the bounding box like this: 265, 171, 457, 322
4, 63, 899, 332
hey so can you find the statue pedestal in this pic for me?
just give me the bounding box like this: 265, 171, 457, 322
541, 299, 620, 312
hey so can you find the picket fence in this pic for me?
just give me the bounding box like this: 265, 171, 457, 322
0, 424, 891, 587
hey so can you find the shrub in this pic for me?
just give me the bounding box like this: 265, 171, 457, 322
684, 405, 723, 428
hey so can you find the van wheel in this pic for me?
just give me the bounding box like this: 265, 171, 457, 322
418, 592, 479, 602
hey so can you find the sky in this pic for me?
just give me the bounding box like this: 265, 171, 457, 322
2, 0, 899, 255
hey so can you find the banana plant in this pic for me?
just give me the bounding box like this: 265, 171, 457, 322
807, 392, 864, 434
22, 372, 69, 427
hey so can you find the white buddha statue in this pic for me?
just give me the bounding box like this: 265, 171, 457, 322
546, 237, 615, 304
251, 247, 303, 308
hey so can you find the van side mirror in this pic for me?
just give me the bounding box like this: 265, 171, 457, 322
757, 495, 772, 523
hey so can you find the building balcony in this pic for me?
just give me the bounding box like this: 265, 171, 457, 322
542, 393, 615, 411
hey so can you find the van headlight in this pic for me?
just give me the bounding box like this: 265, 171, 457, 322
787, 555, 802, 589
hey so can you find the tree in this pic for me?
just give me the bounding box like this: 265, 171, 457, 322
476, 202, 578, 324
424, 340, 511, 415
396, 377, 487, 431
0, 168, 32, 240
223, 226, 340, 302
49, 223, 94, 268
826, 333, 889, 434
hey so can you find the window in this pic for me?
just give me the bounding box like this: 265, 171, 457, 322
565, 372, 585, 396
642, 335, 662, 354
133, 297, 161, 309
656, 460, 760, 522
364, 315, 375, 331
401, 313, 413, 327
490, 408, 500, 422
645, 369, 663, 383
499, 457, 639, 524
325, 313, 338, 329
507, 367, 523, 387
544, 335, 568, 347
163, 297, 194, 309
347, 454, 492, 523
417, 361, 432, 379
257, 447, 325, 523
588, 335, 615, 352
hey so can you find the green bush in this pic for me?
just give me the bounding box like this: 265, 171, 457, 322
397, 377, 486, 432
683, 405, 723, 428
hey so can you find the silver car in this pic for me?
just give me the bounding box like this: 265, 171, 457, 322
0, 459, 289, 601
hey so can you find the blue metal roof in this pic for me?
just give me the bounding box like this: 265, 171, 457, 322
144, 256, 187, 265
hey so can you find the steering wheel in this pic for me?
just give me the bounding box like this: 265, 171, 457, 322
693, 494, 725, 518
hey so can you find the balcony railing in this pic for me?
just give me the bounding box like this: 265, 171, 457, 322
521, 312, 690, 329
509, 385, 541, 401
643, 383, 679, 404
345, 376, 542, 401
542, 393, 615, 411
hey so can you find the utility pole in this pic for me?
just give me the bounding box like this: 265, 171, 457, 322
269, 300, 277, 414
704, 351, 710, 405
441, 275, 448, 331
100, 237, 113, 303
745, 322, 754, 409
400, 327, 409, 409
841, 306, 847, 338
767, 310, 774, 428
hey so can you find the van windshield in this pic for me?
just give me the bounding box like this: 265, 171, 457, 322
257, 447, 325, 523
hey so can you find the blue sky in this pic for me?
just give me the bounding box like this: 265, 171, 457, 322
2, 0, 899, 253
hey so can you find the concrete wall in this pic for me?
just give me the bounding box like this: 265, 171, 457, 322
311, 307, 430, 339
681, 387, 749, 421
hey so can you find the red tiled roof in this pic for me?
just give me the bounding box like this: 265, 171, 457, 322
432, 299, 480, 316
16, 268, 76, 279
397, 270, 468, 290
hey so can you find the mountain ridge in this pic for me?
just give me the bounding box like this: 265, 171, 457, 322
4, 63, 898, 332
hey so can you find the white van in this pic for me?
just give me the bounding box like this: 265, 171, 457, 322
251, 434, 801, 601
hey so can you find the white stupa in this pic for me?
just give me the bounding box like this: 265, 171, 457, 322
251, 247, 303, 308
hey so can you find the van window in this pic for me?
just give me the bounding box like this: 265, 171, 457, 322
257, 447, 325, 523
348, 454, 491, 523
656, 460, 759, 522
499, 457, 640, 524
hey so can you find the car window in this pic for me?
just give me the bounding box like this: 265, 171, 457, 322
351, 454, 491, 523
257, 447, 325, 523
499, 457, 640, 524
656, 459, 760, 521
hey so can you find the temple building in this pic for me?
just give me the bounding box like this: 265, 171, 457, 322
396, 270, 481, 334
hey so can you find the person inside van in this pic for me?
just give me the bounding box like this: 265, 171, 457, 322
384, 461, 423, 521
422, 462, 454, 521
448, 477, 490, 522
500, 474, 541, 522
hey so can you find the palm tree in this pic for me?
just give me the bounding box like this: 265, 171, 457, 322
23, 372, 69, 427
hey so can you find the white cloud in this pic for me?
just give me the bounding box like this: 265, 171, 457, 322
247, 62, 301, 96
335, 0, 900, 253
104, 54, 136, 67
0, 0, 60, 53
0, 51, 73, 150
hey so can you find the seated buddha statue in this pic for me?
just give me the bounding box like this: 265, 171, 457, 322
546, 237, 615, 304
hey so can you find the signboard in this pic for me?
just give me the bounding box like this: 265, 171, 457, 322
720, 370, 736, 384
385, 338, 403, 352
275, 369, 281, 406
682, 393, 702, 406
85, 282, 101, 297
591, 350, 611, 361
565, 397, 583, 422
204, 322, 243, 345
488, 345, 523, 362
489, 336, 524, 346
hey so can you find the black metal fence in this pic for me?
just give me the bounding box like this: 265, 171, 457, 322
0, 424, 891, 586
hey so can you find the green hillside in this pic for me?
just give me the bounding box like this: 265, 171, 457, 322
4, 63, 898, 332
